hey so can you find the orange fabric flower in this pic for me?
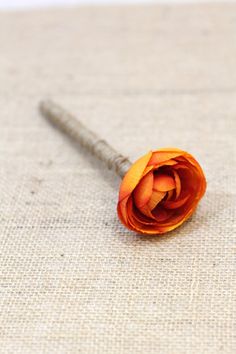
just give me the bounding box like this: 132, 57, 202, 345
117, 148, 206, 235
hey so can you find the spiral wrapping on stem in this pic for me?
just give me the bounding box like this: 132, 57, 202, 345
39, 100, 132, 178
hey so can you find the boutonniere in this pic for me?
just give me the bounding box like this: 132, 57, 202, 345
40, 101, 206, 235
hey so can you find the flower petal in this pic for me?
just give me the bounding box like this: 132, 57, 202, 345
117, 196, 129, 224
148, 150, 183, 166
163, 194, 190, 209
153, 174, 175, 192
132, 206, 157, 225
127, 198, 158, 233
148, 190, 166, 210
139, 204, 156, 219
166, 189, 174, 201
133, 171, 154, 208
152, 207, 170, 222
119, 151, 152, 202
173, 170, 181, 199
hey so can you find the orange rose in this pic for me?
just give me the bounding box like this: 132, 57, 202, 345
117, 148, 206, 235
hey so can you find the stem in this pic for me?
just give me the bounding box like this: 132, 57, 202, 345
39, 100, 132, 178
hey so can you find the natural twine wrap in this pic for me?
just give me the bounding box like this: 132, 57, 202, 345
39, 100, 132, 178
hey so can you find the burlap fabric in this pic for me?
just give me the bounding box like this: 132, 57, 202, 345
0, 3, 235, 354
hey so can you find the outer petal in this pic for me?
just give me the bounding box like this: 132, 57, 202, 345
142, 159, 177, 177
117, 196, 129, 225
148, 148, 183, 166
119, 151, 152, 202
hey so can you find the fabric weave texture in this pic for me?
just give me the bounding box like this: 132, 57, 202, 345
0, 3, 235, 354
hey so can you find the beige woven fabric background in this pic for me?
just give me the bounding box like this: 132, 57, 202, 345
0, 3, 235, 354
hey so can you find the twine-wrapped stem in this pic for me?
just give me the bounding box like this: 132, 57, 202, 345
39, 100, 132, 178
